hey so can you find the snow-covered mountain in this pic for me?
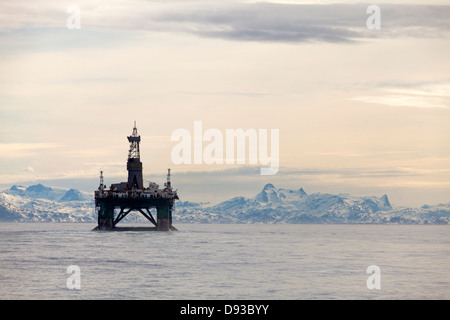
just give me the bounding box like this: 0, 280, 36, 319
175, 183, 449, 224
0, 183, 449, 224
0, 184, 94, 222
5, 184, 90, 202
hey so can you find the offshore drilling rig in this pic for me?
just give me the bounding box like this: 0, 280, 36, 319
93, 122, 178, 231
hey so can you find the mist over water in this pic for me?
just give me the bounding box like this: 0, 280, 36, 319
0, 223, 449, 299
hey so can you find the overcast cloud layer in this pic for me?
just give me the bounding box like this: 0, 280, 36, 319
149, 3, 450, 42
1, 2, 450, 43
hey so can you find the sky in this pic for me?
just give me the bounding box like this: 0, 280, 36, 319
0, 0, 449, 207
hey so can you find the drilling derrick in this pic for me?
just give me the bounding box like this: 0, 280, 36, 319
127, 122, 143, 190
93, 122, 179, 231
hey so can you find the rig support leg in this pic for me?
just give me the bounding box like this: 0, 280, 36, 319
98, 218, 114, 230
96, 199, 114, 230
156, 205, 170, 231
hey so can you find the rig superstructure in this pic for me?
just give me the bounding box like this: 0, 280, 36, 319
93, 122, 178, 231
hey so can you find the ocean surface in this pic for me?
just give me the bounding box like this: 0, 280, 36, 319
0, 222, 449, 300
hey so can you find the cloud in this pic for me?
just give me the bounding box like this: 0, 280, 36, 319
171, 163, 447, 182
1, 2, 449, 43
352, 80, 450, 109
0, 142, 59, 158
153, 3, 359, 43
127, 3, 450, 43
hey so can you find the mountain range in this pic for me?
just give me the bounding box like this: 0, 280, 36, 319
0, 183, 449, 224
0, 184, 93, 222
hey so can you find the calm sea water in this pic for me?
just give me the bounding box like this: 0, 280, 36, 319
0, 222, 449, 300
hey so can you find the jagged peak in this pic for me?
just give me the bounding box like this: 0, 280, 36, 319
262, 183, 275, 191
298, 187, 307, 197
23, 184, 53, 198
59, 189, 84, 202
26, 183, 52, 192
380, 194, 391, 208
10, 185, 26, 192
